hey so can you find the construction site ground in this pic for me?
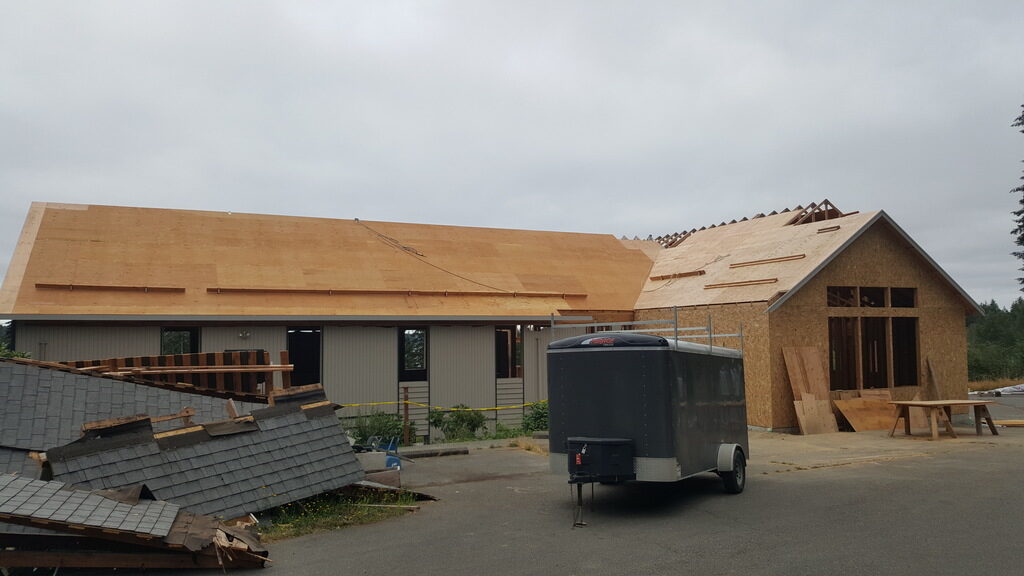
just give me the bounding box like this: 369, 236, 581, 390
182, 396, 1024, 575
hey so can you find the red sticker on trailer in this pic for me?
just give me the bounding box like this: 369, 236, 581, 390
582, 337, 615, 346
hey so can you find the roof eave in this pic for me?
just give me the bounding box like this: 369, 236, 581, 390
5, 314, 593, 324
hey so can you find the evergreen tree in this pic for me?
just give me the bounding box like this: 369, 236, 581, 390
1013, 104, 1024, 289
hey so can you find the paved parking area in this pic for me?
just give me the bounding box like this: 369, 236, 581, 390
262, 421, 1024, 576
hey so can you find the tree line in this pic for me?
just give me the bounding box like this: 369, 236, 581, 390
968, 299, 1024, 381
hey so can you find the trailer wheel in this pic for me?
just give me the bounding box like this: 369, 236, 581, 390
721, 450, 745, 494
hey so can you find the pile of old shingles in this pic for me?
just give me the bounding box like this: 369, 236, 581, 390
0, 475, 266, 569
0, 358, 365, 570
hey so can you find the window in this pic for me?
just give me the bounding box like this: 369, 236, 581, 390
858, 287, 885, 307
495, 326, 523, 379
399, 328, 428, 382
827, 286, 856, 307
161, 327, 199, 355
891, 288, 917, 308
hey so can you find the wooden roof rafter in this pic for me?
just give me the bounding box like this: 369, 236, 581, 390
786, 199, 847, 226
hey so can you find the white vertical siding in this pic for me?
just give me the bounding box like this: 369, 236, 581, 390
15, 325, 161, 362
496, 378, 525, 428
524, 326, 584, 403
322, 326, 397, 415
429, 326, 494, 411
201, 326, 287, 387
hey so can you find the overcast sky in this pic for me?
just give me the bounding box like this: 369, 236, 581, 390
2, 2, 1022, 308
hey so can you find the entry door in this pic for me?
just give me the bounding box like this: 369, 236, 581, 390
287, 327, 322, 386
861, 318, 888, 389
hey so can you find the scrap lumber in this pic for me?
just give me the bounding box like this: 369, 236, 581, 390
923, 358, 942, 401
832, 398, 896, 431
993, 420, 1024, 427
61, 350, 289, 400
794, 399, 839, 434
783, 346, 830, 400
785, 347, 838, 434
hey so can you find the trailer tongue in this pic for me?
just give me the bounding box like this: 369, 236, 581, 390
547, 331, 748, 526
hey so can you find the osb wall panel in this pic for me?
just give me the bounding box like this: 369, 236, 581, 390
770, 221, 973, 428
635, 303, 770, 428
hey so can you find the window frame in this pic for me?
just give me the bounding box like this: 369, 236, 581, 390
160, 327, 199, 355
398, 327, 428, 382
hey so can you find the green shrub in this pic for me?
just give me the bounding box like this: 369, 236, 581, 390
522, 400, 548, 433
428, 404, 486, 441
345, 411, 416, 446
487, 422, 524, 439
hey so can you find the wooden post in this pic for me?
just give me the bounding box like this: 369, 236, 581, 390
280, 350, 291, 389
403, 386, 410, 446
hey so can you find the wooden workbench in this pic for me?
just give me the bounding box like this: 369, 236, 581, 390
889, 400, 998, 441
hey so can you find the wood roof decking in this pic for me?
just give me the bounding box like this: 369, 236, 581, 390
0, 203, 655, 319
637, 210, 875, 309
636, 208, 981, 313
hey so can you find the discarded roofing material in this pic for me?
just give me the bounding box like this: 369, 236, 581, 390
0, 358, 261, 478
47, 385, 365, 520
0, 474, 267, 569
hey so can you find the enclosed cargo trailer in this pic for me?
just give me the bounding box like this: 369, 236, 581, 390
547, 332, 748, 502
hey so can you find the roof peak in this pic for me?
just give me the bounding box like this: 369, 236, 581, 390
649, 199, 848, 249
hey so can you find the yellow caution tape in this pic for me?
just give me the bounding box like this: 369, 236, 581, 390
338, 401, 539, 412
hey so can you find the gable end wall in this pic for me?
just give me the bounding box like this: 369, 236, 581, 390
768, 221, 971, 428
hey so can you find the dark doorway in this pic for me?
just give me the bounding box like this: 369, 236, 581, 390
828, 317, 857, 390
892, 317, 919, 387
287, 327, 322, 386
861, 318, 888, 389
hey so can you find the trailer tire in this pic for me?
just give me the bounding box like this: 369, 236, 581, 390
721, 450, 745, 494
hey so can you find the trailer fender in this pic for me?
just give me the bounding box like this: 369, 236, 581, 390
716, 443, 744, 473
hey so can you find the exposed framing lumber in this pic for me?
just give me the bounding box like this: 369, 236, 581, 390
704, 278, 778, 290
207, 287, 587, 299
35, 283, 185, 293
104, 365, 293, 376
81, 408, 196, 433
729, 254, 806, 269
649, 270, 706, 281
153, 425, 206, 439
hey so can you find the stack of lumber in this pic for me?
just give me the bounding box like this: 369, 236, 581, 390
784, 347, 839, 434
61, 350, 293, 400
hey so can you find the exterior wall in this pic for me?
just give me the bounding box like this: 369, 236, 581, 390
768, 222, 972, 428
523, 325, 585, 404
635, 304, 771, 428
322, 326, 398, 417
201, 326, 287, 387
14, 325, 160, 362
13, 320, 584, 438
429, 326, 495, 411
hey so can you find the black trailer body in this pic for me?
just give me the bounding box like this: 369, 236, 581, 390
547, 333, 748, 488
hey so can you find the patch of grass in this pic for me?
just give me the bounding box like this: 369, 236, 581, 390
257, 489, 418, 541
969, 378, 1018, 392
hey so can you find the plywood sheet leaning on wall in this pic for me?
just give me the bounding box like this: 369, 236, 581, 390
794, 399, 839, 434
784, 346, 838, 434
783, 346, 830, 400
832, 398, 896, 431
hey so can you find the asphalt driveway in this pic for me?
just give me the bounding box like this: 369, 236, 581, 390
263, 423, 1024, 576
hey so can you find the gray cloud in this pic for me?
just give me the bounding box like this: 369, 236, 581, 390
1, 1, 1022, 306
